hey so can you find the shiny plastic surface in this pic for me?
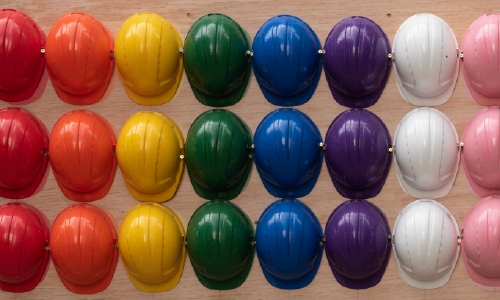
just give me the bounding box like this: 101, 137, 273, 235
462, 196, 500, 290
116, 111, 184, 202
118, 203, 185, 293
461, 14, 500, 106
393, 200, 460, 289
253, 108, 322, 198
325, 199, 391, 289
0, 107, 48, 199
394, 107, 459, 199
185, 109, 252, 200
323, 16, 391, 108
255, 198, 322, 290
186, 201, 254, 290
50, 204, 118, 294
325, 108, 391, 199
115, 13, 183, 106
184, 13, 251, 107
0, 9, 45, 103
45, 13, 114, 105
49, 110, 116, 202
252, 15, 322, 106
0, 202, 50, 293
392, 13, 459, 106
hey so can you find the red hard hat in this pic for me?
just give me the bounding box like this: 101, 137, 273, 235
45, 13, 114, 105
0, 9, 45, 103
0, 107, 49, 199
49, 110, 116, 202
50, 204, 118, 294
0, 202, 50, 293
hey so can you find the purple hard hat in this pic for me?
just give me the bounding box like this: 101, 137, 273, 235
325, 199, 391, 289
324, 108, 392, 199
323, 16, 391, 108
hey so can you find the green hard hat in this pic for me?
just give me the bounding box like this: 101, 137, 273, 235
184, 13, 252, 107
185, 109, 252, 200
186, 200, 255, 290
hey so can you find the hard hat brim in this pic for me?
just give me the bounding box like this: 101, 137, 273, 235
461, 62, 500, 106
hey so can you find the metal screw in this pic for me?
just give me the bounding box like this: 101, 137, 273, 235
40, 48, 45, 54
180, 155, 185, 160
246, 50, 253, 57
457, 142, 464, 148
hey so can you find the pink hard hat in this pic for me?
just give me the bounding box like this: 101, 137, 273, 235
461, 14, 500, 106
462, 196, 500, 290
461, 107, 500, 197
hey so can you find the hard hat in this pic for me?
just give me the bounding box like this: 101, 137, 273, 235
186, 200, 254, 290
323, 16, 391, 108
255, 198, 322, 289
252, 15, 322, 106
462, 107, 500, 197
392, 199, 460, 289
393, 107, 459, 199
392, 13, 459, 106
184, 13, 251, 107
49, 110, 116, 202
253, 108, 322, 198
185, 109, 251, 200
0, 9, 45, 103
115, 13, 183, 106
50, 204, 118, 294
0, 107, 48, 199
45, 12, 114, 105
325, 108, 392, 199
116, 111, 184, 202
0, 202, 50, 293
461, 14, 500, 106
118, 203, 186, 293
325, 199, 391, 289
462, 196, 500, 289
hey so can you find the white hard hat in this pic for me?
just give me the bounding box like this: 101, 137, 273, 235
393, 107, 459, 199
393, 199, 460, 289
392, 13, 459, 106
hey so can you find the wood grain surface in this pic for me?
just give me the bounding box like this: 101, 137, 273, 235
0, 0, 498, 299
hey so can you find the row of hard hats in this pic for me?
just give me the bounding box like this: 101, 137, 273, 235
3, 9, 500, 107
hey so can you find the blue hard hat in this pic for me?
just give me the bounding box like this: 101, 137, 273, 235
252, 15, 322, 106
255, 198, 323, 289
253, 108, 323, 198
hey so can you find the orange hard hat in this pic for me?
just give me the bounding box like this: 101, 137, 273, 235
49, 204, 118, 294
49, 110, 116, 202
45, 13, 114, 105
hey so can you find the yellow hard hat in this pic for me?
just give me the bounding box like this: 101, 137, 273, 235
116, 111, 184, 202
115, 13, 183, 105
118, 203, 186, 292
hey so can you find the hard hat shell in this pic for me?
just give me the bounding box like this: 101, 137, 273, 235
115, 13, 183, 106
45, 13, 114, 105
323, 16, 391, 108
0, 107, 49, 199
0, 9, 45, 103
462, 196, 500, 289
255, 198, 323, 290
253, 108, 322, 198
116, 111, 184, 202
184, 13, 251, 107
394, 107, 459, 199
461, 107, 500, 197
185, 109, 252, 200
461, 14, 500, 106
0, 202, 50, 293
325, 108, 392, 199
393, 199, 460, 289
118, 203, 186, 293
186, 200, 254, 290
325, 199, 390, 289
49, 110, 116, 202
50, 204, 118, 294
392, 13, 459, 106
252, 15, 322, 106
